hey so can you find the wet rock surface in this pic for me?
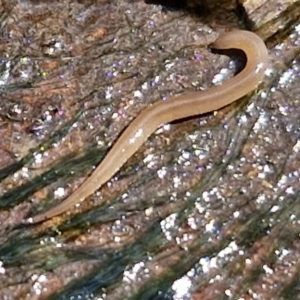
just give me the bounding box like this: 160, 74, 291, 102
0, 1, 299, 299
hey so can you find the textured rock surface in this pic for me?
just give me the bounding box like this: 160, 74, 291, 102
0, 0, 299, 299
